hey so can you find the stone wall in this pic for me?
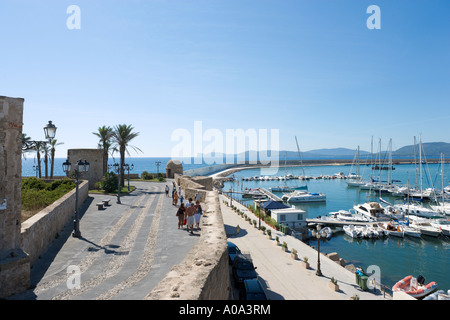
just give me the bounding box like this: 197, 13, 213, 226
21, 180, 89, 265
145, 184, 230, 300
0, 96, 30, 298
67, 149, 104, 189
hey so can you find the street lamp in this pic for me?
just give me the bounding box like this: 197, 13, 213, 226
314, 224, 325, 276
109, 163, 121, 204
123, 163, 134, 191
62, 159, 89, 238
43, 120, 57, 141
22, 120, 57, 151
155, 161, 161, 177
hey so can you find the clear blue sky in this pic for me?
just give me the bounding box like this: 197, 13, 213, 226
1, 0, 449, 158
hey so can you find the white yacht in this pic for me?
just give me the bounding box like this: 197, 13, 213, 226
353, 202, 389, 221
430, 218, 450, 236
394, 203, 442, 219
281, 190, 326, 203
329, 210, 370, 223
408, 216, 441, 237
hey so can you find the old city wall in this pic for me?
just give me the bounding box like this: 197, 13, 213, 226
146, 176, 230, 300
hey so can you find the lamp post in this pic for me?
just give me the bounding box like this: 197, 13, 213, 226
155, 161, 161, 177
109, 163, 121, 204
123, 163, 134, 191
63, 159, 90, 238
314, 224, 325, 276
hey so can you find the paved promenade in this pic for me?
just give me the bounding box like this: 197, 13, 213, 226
11, 180, 200, 300
220, 194, 389, 300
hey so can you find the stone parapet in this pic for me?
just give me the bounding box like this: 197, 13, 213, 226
21, 180, 89, 265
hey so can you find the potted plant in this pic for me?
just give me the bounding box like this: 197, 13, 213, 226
260, 226, 266, 235
275, 236, 280, 246
252, 220, 257, 228
329, 277, 339, 292
291, 248, 298, 260
281, 241, 288, 252
302, 256, 310, 269
266, 229, 272, 239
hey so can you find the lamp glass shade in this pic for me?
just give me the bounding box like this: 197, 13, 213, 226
84, 160, 90, 172
44, 121, 57, 140
62, 159, 72, 173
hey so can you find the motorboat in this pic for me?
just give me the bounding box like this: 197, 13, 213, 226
353, 202, 390, 221
377, 222, 404, 238
430, 218, 450, 236
408, 216, 441, 237
281, 190, 326, 203
392, 275, 438, 299
319, 227, 333, 239
343, 225, 362, 238
329, 210, 370, 223
242, 189, 266, 199
394, 203, 442, 219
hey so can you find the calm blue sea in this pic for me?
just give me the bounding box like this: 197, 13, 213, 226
21, 157, 209, 177
223, 163, 450, 293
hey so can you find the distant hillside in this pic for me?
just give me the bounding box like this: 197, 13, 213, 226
393, 142, 450, 157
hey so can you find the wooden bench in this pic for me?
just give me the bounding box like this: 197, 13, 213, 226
96, 203, 104, 210
102, 199, 111, 206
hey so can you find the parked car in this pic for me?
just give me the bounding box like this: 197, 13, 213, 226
239, 278, 268, 300
232, 254, 257, 286
227, 242, 241, 264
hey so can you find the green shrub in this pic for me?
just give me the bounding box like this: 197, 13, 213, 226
21, 177, 76, 212
142, 171, 154, 180
100, 172, 118, 193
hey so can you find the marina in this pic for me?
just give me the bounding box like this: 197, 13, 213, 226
221, 161, 450, 295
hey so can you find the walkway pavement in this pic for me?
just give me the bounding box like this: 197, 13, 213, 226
10, 180, 200, 300
220, 194, 389, 300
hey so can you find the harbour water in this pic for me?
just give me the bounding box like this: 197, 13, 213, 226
222, 163, 450, 293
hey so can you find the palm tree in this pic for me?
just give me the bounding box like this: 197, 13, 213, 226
111, 124, 142, 186
33, 141, 46, 178
50, 139, 64, 179
22, 133, 32, 158
93, 125, 113, 176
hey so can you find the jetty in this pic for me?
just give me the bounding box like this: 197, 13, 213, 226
258, 188, 283, 202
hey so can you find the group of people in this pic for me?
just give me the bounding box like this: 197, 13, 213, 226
167, 183, 203, 234
176, 199, 202, 234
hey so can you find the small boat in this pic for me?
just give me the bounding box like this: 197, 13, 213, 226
409, 216, 441, 237
282, 190, 326, 203
392, 275, 438, 299
319, 226, 333, 239
378, 222, 404, 237
343, 225, 362, 238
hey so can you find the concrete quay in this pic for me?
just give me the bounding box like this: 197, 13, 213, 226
221, 194, 389, 300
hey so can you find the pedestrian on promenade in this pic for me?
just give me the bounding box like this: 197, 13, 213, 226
194, 200, 202, 230
185, 198, 195, 234
165, 185, 169, 197
173, 191, 178, 206
180, 194, 184, 206
195, 191, 201, 203
176, 203, 186, 229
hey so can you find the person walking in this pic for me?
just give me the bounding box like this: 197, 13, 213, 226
185, 198, 195, 234
173, 191, 178, 206
180, 194, 184, 206
194, 200, 202, 230
176, 203, 186, 229
165, 185, 169, 197
195, 191, 201, 203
